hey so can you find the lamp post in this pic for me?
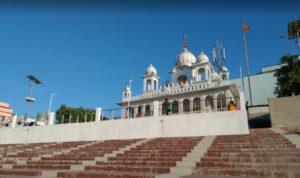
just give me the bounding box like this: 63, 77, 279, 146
48, 93, 58, 114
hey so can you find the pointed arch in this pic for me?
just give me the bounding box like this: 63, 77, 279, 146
217, 93, 226, 109
193, 97, 201, 111
205, 95, 214, 110
183, 99, 190, 112
172, 100, 179, 114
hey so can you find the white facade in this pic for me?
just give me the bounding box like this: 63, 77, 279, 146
230, 64, 284, 106
119, 37, 241, 118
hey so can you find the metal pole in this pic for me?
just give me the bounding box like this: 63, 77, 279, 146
239, 66, 245, 92
48, 93, 57, 114
242, 20, 253, 106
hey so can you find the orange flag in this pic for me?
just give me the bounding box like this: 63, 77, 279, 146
242, 24, 251, 32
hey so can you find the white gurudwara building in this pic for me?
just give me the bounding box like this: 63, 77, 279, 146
119, 37, 243, 119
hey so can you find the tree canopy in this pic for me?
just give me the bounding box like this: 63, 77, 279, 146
274, 54, 300, 97
56, 105, 95, 124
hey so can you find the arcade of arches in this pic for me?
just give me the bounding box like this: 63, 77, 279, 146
125, 92, 235, 118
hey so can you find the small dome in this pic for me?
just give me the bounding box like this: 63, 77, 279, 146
175, 48, 197, 66
198, 52, 209, 63
211, 71, 220, 80
146, 64, 157, 75
222, 66, 228, 72
123, 85, 131, 92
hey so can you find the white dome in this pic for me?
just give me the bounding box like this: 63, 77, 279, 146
222, 66, 228, 72
123, 85, 131, 92
175, 48, 197, 66
198, 52, 209, 63
146, 64, 157, 75
211, 71, 220, 80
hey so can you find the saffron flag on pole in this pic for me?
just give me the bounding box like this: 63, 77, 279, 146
242, 24, 251, 32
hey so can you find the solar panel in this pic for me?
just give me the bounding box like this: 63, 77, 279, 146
26, 75, 42, 84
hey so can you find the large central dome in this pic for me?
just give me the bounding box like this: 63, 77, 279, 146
175, 48, 197, 67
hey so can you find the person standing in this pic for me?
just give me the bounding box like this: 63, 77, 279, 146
164, 98, 172, 115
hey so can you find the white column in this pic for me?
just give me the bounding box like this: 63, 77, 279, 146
213, 93, 218, 111
190, 97, 194, 111
48, 112, 55, 125
11, 115, 17, 128
178, 99, 183, 113
151, 78, 154, 90
143, 80, 146, 92
225, 90, 231, 105
133, 107, 138, 118
121, 108, 126, 119
141, 105, 146, 117
239, 91, 246, 110
95, 107, 102, 122
153, 101, 159, 117
200, 95, 206, 112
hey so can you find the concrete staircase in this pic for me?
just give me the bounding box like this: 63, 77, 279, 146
187, 129, 300, 178
0, 128, 299, 178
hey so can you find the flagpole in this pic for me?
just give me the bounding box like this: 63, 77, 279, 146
242, 19, 253, 106
239, 66, 245, 92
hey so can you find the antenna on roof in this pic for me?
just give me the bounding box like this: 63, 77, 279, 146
182, 35, 187, 49
212, 41, 226, 73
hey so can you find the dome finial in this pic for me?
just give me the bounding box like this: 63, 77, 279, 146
182, 35, 187, 49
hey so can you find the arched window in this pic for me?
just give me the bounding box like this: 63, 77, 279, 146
172, 100, 179, 114
146, 79, 152, 91
183, 99, 190, 112
198, 68, 205, 81
217, 94, 226, 109
154, 80, 157, 90
205, 95, 214, 110
177, 75, 188, 85
193, 98, 201, 111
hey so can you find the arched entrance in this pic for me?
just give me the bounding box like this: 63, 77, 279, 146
162, 102, 168, 115
183, 99, 190, 112
217, 93, 226, 109
172, 100, 179, 114
205, 95, 214, 111
193, 98, 201, 111
145, 105, 151, 116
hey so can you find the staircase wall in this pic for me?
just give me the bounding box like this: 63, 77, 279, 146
0, 110, 249, 144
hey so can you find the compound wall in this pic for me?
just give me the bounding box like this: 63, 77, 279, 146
0, 110, 249, 144
269, 95, 300, 128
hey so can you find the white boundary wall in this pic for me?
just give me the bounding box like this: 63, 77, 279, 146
0, 110, 249, 144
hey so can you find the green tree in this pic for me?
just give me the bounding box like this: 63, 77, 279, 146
274, 54, 300, 97
56, 105, 95, 124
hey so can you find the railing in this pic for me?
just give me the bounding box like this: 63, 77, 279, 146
123, 80, 231, 102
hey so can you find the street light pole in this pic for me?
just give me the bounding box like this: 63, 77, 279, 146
48, 93, 58, 114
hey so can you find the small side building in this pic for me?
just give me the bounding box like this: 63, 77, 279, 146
0, 102, 13, 125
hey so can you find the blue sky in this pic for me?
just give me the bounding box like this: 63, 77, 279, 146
0, 1, 299, 116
